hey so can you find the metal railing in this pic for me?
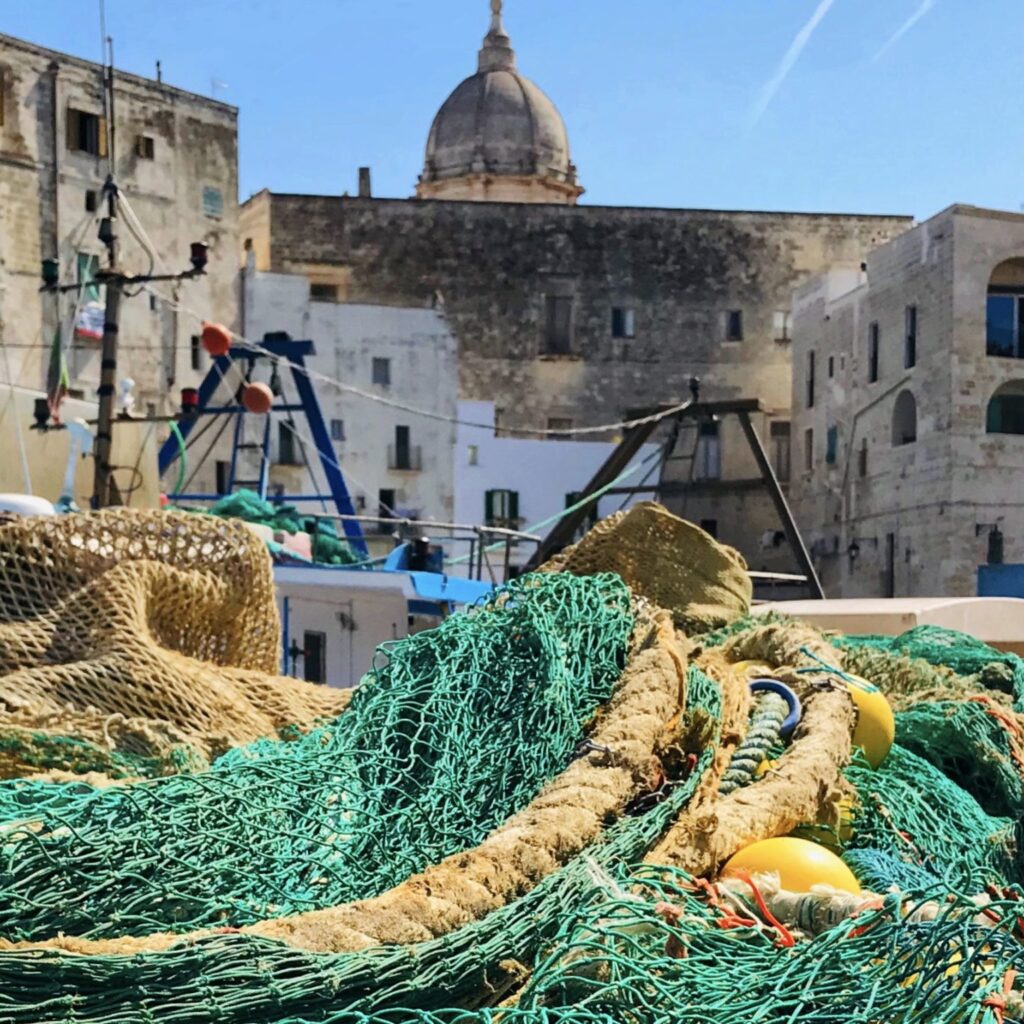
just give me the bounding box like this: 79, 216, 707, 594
387, 445, 422, 471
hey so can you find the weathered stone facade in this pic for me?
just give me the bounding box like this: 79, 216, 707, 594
0, 33, 238, 415
240, 190, 911, 572
789, 204, 1024, 597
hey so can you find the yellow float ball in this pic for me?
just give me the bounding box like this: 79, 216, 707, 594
721, 836, 861, 895
844, 674, 895, 769
730, 660, 774, 678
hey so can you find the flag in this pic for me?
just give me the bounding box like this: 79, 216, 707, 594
74, 301, 104, 341
46, 327, 69, 424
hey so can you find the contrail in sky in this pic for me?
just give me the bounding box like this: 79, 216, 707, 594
749, 0, 835, 126
872, 0, 937, 62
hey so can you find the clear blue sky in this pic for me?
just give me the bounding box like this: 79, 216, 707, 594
6, 1, 1020, 218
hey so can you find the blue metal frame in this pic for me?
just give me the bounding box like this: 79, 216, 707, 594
157, 338, 369, 558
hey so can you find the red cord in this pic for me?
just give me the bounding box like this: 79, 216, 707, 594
728, 870, 796, 948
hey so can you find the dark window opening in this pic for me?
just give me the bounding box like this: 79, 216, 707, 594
394, 425, 411, 470
904, 305, 917, 368
215, 460, 230, 495
725, 309, 744, 342
330, 419, 345, 442
547, 416, 573, 439
278, 422, 301, 465
700, 518, 718, 539
135, 134, 155, 159
611, 307, 636, 338
868, 322, 880, 383
310, 282, 338, 302
858, 437, 868, 478
378, 488, 396, 532
544, 295, 573, 355
372, 356, 391, 387
806, 351, 816, 408
986, 382, 1024, 434
66, 108, 106, 156
825, 425, 838, 464
804, 427, 814, 471
987, 293, 1024, 358
190, 334, 201, 371
303, 631, 326, 684
85, 189, 98, 212
827, 355, 835, 378
695, 420, 721, 481
892, 389, 918, 446
485, 488, 520, 528
770, 420, 791, 482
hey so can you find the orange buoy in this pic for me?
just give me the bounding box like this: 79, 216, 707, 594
242, 381, 274, 415
201, 321, 232, 357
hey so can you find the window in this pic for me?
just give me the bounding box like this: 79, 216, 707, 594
694, 421, 721, 481
135, 134, 155, 159
892, 389, 917, 446
467, 444, 479, 466
868, 322, 880, 383
858, 437, 868, 478
485, 488, 520, 527
986, 260, 1024, 358
330, 419, 345, 442
85, 189, 98, 212
806, 351, 816, 408
372, 357, 391, 387
77, 252, 101, 302
310, 283, 337, 302
378, 488, 396, 532
303, 631, 326, 684
827, 356, 835, 378
190, 334, 201, 371
546, 416, 573, 439
66, 108, 106, 156
278, 422, 300, 465
215, 460, 230, 495
202, 186, 223, 219
770, 421, 791, 482
904, 305, 917, 368
825, 425, 838, 464
391, 423, 419, 471
700, 518, 718, 539
986, 381, 1024, 434
611, 307, 636, 339
804, 427, 814, 471
773, 310, 791, 342
725, 309, 744, 342
543, 295, 573, 355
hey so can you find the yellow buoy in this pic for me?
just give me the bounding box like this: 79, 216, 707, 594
844, 674, 895, 769
730, 660, 774, 678
721, 836, 861, 895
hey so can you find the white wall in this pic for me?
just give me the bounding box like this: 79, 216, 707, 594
242, 266, 457, 534
453, 400, 659, 573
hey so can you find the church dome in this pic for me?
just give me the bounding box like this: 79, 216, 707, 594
417, 2, 583, 205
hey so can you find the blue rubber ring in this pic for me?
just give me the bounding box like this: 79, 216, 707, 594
749, 678, 803, 740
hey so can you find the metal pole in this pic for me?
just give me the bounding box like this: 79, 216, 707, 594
92, 174, 121, 508
736, 409, 824, 600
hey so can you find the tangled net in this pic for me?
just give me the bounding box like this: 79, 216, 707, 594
1, 507, 1024, 1023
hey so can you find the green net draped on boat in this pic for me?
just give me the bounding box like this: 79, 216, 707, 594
0, 572, 633, 942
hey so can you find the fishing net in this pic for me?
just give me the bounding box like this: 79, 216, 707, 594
0, 505, 1024, 1022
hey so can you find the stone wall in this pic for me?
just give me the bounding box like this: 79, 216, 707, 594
240, 191, 910, 572
0, 33, 238, 419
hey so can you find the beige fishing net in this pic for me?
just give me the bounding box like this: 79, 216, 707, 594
0, 510, 348, 772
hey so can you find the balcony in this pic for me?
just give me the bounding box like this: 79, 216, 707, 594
387, 444, 422, 472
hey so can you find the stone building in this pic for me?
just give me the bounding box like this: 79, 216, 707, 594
0, 33, 238, 417
241, 258, 458, 542
239, 3, 912, 574
788, 204, 1024, 597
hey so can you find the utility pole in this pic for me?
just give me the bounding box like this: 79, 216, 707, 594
92, 173, 122, 509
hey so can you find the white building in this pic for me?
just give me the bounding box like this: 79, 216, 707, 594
789, 204, 1024, 598
454, 399, 660, 576
241, 262, 458, 555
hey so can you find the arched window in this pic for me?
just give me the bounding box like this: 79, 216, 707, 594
987, 258, 1024, 357
892, 389, 917, 446
986, 380, 1024, 435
